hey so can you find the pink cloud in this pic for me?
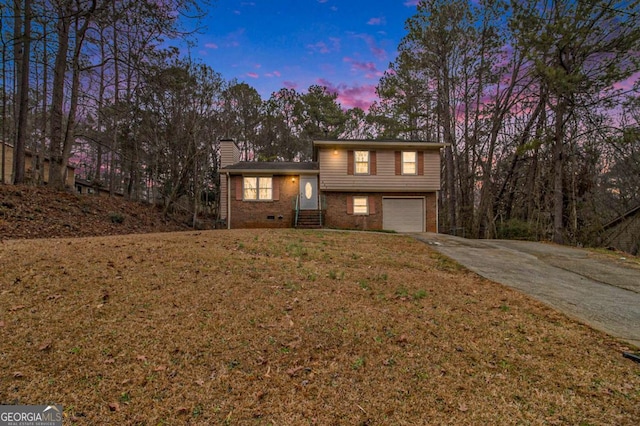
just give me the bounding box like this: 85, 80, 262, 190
204, 43, 218, 49
404, 0, 420, 6
265, 70, 282, 78
344, 57, 377, 73
316, 78, 378, 110
306, 37, 341, 54
283, 81, 299, 90
246, 72, 259, 79
353, 34, 386, 61
367, 17, 386, 26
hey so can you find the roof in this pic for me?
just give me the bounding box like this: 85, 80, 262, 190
222, 161, 319, 174
313, 139, 447, 149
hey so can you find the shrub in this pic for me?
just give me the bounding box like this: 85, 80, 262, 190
108, 212, 125, 224
497, 219, 536, 240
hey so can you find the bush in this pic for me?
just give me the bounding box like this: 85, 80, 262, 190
497, 219, 536, 240
108, 212, 125, 224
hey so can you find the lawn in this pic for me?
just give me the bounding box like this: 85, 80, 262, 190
0, 229, 638, 425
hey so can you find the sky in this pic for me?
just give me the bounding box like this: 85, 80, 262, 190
192, 0, 420, 110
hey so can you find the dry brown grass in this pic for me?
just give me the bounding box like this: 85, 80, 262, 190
1, 229, 638, 425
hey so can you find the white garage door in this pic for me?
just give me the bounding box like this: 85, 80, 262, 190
383, 198, 425, 232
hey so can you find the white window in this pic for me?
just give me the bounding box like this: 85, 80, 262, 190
353, 196, 368, 215
243, 177, 272, 200
354, 151, 369, 174
402, 151, 417, 175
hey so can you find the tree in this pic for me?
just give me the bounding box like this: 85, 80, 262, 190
511, 0, 640, 243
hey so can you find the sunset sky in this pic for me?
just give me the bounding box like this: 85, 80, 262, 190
192, 0, 420, 109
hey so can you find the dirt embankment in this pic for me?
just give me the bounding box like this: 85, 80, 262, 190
0, 185, 187, 240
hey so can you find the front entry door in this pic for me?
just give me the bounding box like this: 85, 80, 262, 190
299, 176, 318, 210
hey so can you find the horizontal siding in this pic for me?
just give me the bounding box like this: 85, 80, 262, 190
220, 141, 240, 168
319, 149, 441, 191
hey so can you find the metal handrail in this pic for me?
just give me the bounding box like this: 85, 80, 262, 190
294, 195, 299, 227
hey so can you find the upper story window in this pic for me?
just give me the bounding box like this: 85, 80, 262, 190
402, 151, 417, 175
243, 177, 273, 200
354, 151, 370, 175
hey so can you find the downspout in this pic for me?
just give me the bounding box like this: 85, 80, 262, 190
436, 190, 440, 233
227, 172, 231, 229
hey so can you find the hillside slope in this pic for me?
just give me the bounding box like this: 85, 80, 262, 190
0, 185, 187, 240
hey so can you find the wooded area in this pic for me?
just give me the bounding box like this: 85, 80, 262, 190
1, 0, 639, 246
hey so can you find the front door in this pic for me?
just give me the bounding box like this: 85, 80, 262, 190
299, 176, 318, 210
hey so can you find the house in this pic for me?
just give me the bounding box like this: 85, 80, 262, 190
601, 205, 640, 255
1, 141, 75, 188
219, 139, 445, 233
75, 178, 124, 197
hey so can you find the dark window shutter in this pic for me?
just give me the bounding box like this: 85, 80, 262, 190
370, 151, 377, 175
368, 196, 376, 214
347, 150, 354, 175
418, 151, 424, 176
347, 196, 354, 214
272, 177, 280, 200
395, 151, 401, 175
235, 177, 243, 201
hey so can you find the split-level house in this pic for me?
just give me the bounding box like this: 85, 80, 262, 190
219, 139, 445, 233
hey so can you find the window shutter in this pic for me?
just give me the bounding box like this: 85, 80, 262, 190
368, 196, 376, 214
347, 196, 354, 214
347, 150, 354, 175
418, 151, 425, 176
395, 151, 401, 175
235, 177, 243, 201
370, 151, 377, 175
272, 177, 280, 200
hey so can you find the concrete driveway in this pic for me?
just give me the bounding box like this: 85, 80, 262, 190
411, 233, 640, 348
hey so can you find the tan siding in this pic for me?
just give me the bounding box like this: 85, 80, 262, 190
220, 140, 240, 168
319, 148, 441, 191
2, 142, 75, 187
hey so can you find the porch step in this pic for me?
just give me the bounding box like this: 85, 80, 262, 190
296, 210, 323, 229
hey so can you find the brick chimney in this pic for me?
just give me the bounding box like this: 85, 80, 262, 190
219, 139, 239, 227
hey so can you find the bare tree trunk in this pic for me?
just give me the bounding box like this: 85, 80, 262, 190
48, 1, 71, 189
13, 0, 30, 184
1, 37, 7, 184
553, 98, 566, 244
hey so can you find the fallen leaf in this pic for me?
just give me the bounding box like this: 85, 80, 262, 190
104, 359, 115, 364
39, 340, 53, 351
13, 371, 23, 378
0, 320, 5, 327
136, 355, 147, 362
458, 403, 468, 412
153, 365, 166, 372
9, 305, 26, 312
108, 402, 119, 412
176, 407, 188, 415
287, 366, 305, 377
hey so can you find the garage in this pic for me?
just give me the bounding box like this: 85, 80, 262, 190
382, 197, 425, 232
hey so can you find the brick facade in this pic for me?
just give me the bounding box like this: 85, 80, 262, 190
323, 191, 438, 232
228, 175, 299, 228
